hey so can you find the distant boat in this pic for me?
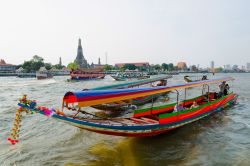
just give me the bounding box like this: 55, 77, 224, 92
184, 75, 207, 83
69, 68, 105, 81
111, 71, 150, 81
36, 67, 53, 80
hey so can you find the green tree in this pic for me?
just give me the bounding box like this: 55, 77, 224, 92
53, 64, 64, 70
123, 64, 137, 70
44, 63, 52, 70
67, 62, 79, 70
215, 67, 223, 72
138, 66, 147, 72
22, 55, 45, 72
154, 64, 161, 71
120, 66, 125, 72
22, 61, 33, 72
32, 55, 44, 62
161, 63, 169, 71
104, 65, 112, 71
168, 63, 174, 71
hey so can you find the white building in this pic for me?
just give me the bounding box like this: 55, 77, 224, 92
224, 64, 231, 70
232, 65, 239, 71
210, 61, 214, 69
246, 63, 250, 71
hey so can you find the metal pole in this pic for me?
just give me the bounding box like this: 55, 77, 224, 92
207, 84, 210, 102
150, 97, 154, 114
184, 88, 187, 100
174, 89, 180, 118
175, 89, 179, 104
184, 88, 187, 106
202, 84, 206, 95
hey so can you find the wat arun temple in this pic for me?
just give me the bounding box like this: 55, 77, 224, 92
74, 38, 89, 68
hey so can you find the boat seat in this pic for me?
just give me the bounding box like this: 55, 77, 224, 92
122, 119, 138, 125
140, 117, 159, 124
130, 118, 152, 124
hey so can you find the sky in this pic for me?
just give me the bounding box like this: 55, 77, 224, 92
0, 0, 249, 68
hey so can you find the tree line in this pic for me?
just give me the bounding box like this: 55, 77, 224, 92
20, 55, 64, 72
103, 63, 178, 72
20, 55, 202, 72
66, 62, 193, 72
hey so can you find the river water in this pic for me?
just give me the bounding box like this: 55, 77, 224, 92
0, 73, 249, 166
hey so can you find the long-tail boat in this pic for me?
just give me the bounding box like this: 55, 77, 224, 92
36, 67, 53, 80
91, 76, 171, 90
111, 72, 150, 81
8, 77, 237, 144
90, 76, 172, 111
184, 75, 207, 83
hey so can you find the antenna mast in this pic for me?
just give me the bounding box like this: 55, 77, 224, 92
105, 52, 108, 65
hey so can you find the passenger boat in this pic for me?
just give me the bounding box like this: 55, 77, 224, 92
91, 75, 171, 90
9, 77, 237, 143
70, 68, 105, 81
111, 72, 150, 81
184, 75, 207, 83
36, 67, 53, 80
90, 76, 172, 111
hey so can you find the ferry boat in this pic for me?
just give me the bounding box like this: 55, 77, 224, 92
69, 68, 105, 81
36, 67, 53, 80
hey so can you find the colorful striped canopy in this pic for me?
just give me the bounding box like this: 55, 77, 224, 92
63, 77, 234, 108
91, 75, 172, 90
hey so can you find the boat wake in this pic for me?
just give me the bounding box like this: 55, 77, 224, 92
0, 79, 56, 87
36, 79, 56, 85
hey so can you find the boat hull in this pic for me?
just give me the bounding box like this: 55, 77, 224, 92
36, 73, 53, 80
37, 76, 53, 80
70, 73, 105, 81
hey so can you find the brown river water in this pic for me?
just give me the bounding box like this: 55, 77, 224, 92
0, 73, 249, 166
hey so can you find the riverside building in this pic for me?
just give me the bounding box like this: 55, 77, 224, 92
0, 59, 16, 73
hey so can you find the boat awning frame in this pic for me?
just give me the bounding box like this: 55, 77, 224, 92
91, 75, 172, 90
63, 77, 234, 108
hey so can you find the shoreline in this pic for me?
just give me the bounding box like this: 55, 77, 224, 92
0, 72, 249, 77
0, 73, 70, 77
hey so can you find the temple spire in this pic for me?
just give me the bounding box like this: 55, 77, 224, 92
74, 38, 88, 68
78, 38, 81, 46
59, 57, 62, 66
98, 57, 101, 65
